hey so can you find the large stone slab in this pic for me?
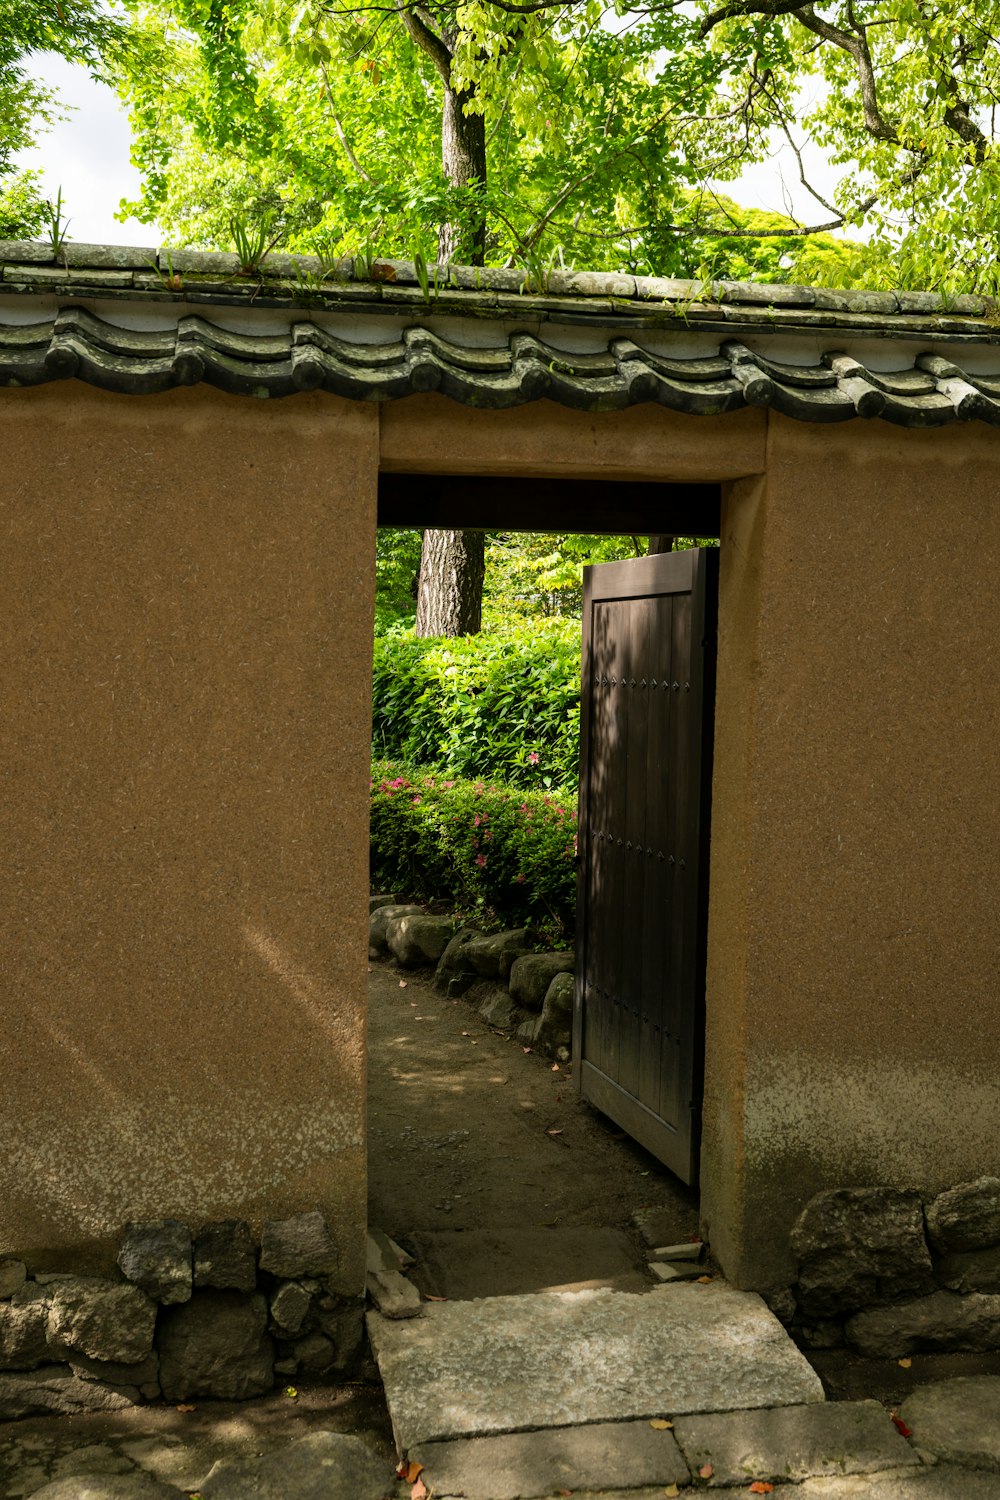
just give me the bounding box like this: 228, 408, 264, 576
198, 1431, 394, 1499
410, 1420, 690, 1499
368, 1283, 824, 1451
672, 1400, 919, 1486
899, 1375, 1000, 1472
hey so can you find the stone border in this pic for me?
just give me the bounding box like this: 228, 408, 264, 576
369, 896, 575, 1059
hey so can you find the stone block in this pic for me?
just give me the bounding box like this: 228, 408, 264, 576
534, 970, 575, 1054
0, 1258, 27, 1299
199, 1430, 394, 1500
0, 1295, 49, 1369
672, 1400, 919, 1487
259, 1210, 337, 1278
508, 952, 575, 1012
367, 1228, 414, 1273
434, 927, 482, 994
791, 1188, 933, 1317
369, 893, 397, 912
366, 1267, 422, 1319
650, 1242, 704, 1262
899, 1375, 1000, 1472
46, 1279, 156, 1364
797, 1319, 845, 1349
292, 1330, 338, 1376
0, 1364, 137, 1419
846, 1289, 1000, 1356
369, 903, 424, 953
387, 913, 457, 967
68, 1351, 160, 1389
316, 1297, 365, 1375
411, 1419, 689, 1500
157, 1290, 274, 1401
650, 1261, 703, 1283
27, 1479, 184, 1500
935, 1245, 1000, 1293
926, 1178, 1000, 1253
465, 929, 532, 979
269, 1281, 312, 1337
117, 1219, 192, 1305
192, 1219, 258, 1293
477, 990, 526, 1030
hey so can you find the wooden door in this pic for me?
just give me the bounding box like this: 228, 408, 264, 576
574, 548, 718, 1186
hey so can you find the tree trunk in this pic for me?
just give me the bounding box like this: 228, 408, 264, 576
647, 534, 676, 554
415, 528, 486, 636
439, 83, 487, 264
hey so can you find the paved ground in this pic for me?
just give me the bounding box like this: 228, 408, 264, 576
3, 959, 1000, 1497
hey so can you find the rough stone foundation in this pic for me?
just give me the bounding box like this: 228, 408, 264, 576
0, 1213, 364, 1420
777, 1178, 1000, 1357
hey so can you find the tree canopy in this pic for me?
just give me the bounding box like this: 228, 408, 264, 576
94, 0, 999, 292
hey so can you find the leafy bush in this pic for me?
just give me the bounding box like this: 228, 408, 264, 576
372, 620, 581, 791
370, 760, 578, 942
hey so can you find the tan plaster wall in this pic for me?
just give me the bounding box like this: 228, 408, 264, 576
380, 394, 767, 481
0, 384, 377, 1290
702, 414, 1000, 1290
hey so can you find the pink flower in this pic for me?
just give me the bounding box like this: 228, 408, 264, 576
476, 854, 487, 867
411, 795, 422, 805
528, 751, 540, 765
516, 873, 526, 884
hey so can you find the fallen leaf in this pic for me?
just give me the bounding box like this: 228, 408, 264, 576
699, 1462, 714, 1479
423, 1293, 448, 1302
399, 980, 408, 988
284, 1385, 298, 1399
397, 1460, 424, 1482
891, 1413, 912, 1437
898, 1357, 912, 1369
545, 1127, 564, 1136
748, 1484, 774, 1494
697, 1274, 713, 1283
663, 1487, 680, 1498
551, 1062, 561, 1071
175, 1403, 196, 1413
411, 1479, 428, 1498
522, 1046, 533, 1054
462, 1031, 472, 1036
649, 1418, 674, 1430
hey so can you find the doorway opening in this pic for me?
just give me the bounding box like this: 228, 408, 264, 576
366, 474, 722, 1301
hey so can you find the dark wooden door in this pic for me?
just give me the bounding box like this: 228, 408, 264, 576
574, 548, 718, 1186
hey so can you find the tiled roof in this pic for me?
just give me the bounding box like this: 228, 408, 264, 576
3, 242, 1000, 424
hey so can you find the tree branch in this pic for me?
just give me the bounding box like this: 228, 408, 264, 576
396, 2, 453, 81
317, 59, 378, 182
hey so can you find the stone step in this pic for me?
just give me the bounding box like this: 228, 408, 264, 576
367, 1281, 824, 1454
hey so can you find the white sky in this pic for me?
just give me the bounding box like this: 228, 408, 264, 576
14, 52, 842, 250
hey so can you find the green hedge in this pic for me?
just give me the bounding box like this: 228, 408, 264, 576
370, 759, 578, 942
371, 621, 580, 792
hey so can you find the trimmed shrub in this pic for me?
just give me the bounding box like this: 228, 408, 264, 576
371, 620, 580, 791
370, 759, 578, 942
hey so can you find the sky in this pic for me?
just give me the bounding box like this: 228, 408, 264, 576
15, 52, 841, 252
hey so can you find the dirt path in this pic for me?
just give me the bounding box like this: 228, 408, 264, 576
366, 955, 699, 1298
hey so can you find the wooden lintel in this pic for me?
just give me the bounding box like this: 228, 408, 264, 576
377, 474, 721, 537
